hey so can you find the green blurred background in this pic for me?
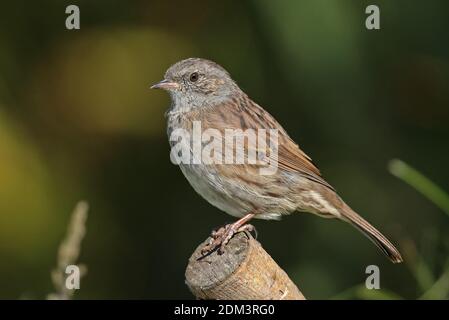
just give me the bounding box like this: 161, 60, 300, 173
0, 0, 448, 299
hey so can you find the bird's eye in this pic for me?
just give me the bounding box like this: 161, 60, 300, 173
189, 72, 199, 82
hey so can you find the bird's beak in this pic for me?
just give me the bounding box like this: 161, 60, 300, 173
150, 79, 179, 90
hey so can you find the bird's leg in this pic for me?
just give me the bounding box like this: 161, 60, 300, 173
201, 213, 256, 255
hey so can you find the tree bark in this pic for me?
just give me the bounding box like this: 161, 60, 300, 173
185, 231, 305, 300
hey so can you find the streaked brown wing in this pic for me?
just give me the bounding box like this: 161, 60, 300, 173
201, 95, 335, 191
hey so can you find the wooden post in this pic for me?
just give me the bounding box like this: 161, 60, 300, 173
185, 231, 305, 300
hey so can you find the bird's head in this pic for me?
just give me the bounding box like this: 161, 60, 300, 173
151, 58, 239, 110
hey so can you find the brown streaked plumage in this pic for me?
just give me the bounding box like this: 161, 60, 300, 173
152, 58, 403, 263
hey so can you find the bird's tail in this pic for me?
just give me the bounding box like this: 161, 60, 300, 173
340, 204, 403, 264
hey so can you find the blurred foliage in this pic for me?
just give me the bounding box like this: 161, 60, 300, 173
389, 159, 449, 217
48, 201, 88, 300
389, 159, 449, 299
0, 0, 448, 299
333, 159, 449, 299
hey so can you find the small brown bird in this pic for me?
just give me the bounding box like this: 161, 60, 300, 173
152, 58, 403, 263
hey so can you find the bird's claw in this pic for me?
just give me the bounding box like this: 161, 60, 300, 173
200, 223, 256, 256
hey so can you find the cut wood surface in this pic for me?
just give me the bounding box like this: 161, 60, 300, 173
185, 231, 305, 300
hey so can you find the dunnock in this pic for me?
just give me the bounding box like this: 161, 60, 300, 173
152, 58, 403, 263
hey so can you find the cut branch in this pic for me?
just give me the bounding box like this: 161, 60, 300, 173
185, 232, 305, 300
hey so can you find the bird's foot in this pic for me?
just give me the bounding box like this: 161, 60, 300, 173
201, 223, 256, 255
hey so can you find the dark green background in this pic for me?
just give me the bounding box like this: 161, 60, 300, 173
0, 0, 448, 299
